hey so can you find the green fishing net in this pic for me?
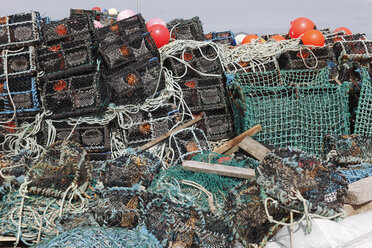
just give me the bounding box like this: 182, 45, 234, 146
354, 67, 372, 136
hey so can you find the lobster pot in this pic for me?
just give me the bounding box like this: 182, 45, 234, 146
41, 14, 94, 45
204, 31, 235, 45
104, 57, 163, 106
325, 33, 366, 44
37, 40, 95, 78
70, 8, 101, 20
167, 16, 205, 41
122, 104, 180, 147
0, 46, 36, 78
179, 76, 227, 112
99, 32, 159, 70
227, 57, 278, 74
163, 44, 223, 77
41, 71, 109, 119
333, 40, 372, 61
0, 76, 40, 115
0, 12, 40, 49
97, 14, 147, 46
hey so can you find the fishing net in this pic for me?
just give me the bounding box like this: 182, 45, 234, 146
205, 31, 235, 45
167, 16, 205, 41
25, 140, 92, 198
256, 147, 348, 219
323, 134, 372, 166
104, 57, 163, 106
40, 14, 94, 45
224, 180, 288, 248
96, 14, 147, 46
98, 32, 159, 70
35, 226, 162, 248
150, 151, 259, 211
36, 40, 95, 79
228, 67, 351, 156
121, 104, 180, 147
279, 45, 336, 70
338, 163, 372, 184
0, 46, 36, 78
0, 12, 40, 49
354, 67, 372, 136
41, 71, 110, 119
100, 148, 162, 188
0, 76, 40, 115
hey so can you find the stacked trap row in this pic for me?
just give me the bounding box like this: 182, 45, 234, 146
228, 67, 351, 156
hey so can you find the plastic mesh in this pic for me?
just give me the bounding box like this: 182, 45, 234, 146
0, 76, 40, 115
26, 140, 92, 198
355, 67, 372, 136
323, 134, 372, 166
167, 16, 205, 41
104, 57, 163, 106
0, 46, 36, 78
41, 71, 110, 119
257, 147, 348, 217
0, 12, 40, 48
205, 31, 235, 45
229, 67, 351, 156
100, 148, 162, 188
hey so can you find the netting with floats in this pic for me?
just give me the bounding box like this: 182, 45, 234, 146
228, 67, 351, 156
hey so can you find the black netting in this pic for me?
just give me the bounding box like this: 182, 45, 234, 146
0, 76, 40, 115
333, 40, 372, 62
0, 46, 36, 78
40, 14, 94, 45
279, 46, 336, 70
98, 32, 159, 70
70, 9, 101, 21
104, 57, 163, 106
41, 71, 109, 119
325, 33, 366, 45
0, 12, 40, 49
204, 31, 235, 45
96, 14, 147, 46
122, 104, 180, 147
166, 16, 204, 41
26, 140, 92, 198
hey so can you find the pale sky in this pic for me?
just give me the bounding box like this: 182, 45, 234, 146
1, 0, 371, 36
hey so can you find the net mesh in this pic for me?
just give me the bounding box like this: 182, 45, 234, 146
229, 67, 351, 156
338, 163, 372, 184
204, 31, 235, 46
166, 17, 205, 41
354, 67, 372, 136
0, 46, 36, 78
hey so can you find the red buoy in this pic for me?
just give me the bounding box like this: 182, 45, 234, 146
289, 17, 316, 38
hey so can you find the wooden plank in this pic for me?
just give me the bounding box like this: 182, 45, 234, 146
238, 136, 271, 161
213, 124, 261, 154
138, 116, 202, 150
224, 145, 239, 156
182, 160, 255, 179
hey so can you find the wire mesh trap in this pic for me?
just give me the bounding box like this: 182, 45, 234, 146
104, 57, 163, 106
98, 32, 159, 70
25, 140, 92, 198
167, 16, 205, 41
100, 148, 162, 188
0, 46, 36, 78
96, 14, 147, 47
354, 67, 372, 136
256, 147, 348, 218
36, 40, 95, 78
204, 31, 235, 46
224, 180, 288, 248
325, 33, 366, 45
41, 71, 110, 119
121, 104, 180, 147
333, 40, 372, 63
323, 134, 372, 166
0, 12, 40, 49
0, 75, 40, 115
228, 67, 351, 156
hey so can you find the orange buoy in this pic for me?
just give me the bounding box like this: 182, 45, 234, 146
270, 35, 286, 41
334, 27, 352, 35
242, 34, 259, 44
301, 29, 325, 47
289, 17, 316, 38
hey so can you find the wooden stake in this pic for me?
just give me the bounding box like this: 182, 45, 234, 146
213, 124, 261, 154
138, 116, 202, 150
182, 160, 255, 179
238, 136, 271, 161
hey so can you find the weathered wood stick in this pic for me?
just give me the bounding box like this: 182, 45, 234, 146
238, 136, 271, 161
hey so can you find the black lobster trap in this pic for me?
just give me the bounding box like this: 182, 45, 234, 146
167, 16, 205, 41
0, 46, 36, 78
41, 71, 110, 119
325, 33, 366, 45
122, 104, 181, 147
333, 40, 372, 63
40, 14, 94, 45
98, 32, 159, 70
96, 14, 147, 47
36, 40, 95, 79
0, 76, 40, 115
204, 31, 235, 45
0, 12, 40, 49
104, 57, 163, 106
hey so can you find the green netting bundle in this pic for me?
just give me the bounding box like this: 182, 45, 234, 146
149, 152, 259, 211
34, 226, 162, 248
355, 67, 372, 136
228, 67, 351, 156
